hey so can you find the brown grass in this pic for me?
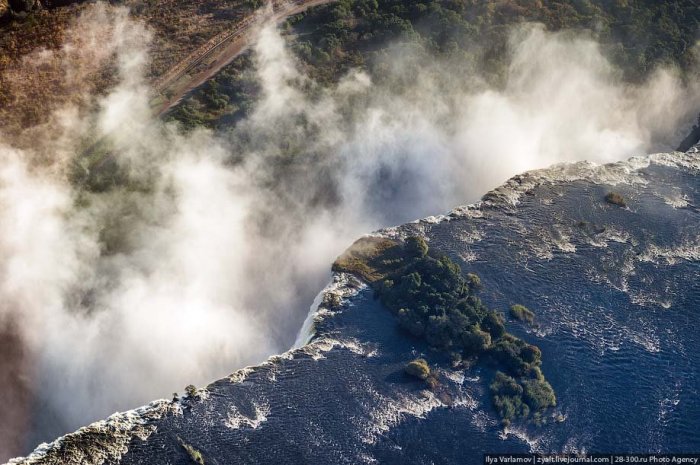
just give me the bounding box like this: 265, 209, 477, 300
332, 236, 404, 284
0, 0, 250, 137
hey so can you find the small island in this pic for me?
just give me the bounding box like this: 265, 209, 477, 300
334, 236, 556, 425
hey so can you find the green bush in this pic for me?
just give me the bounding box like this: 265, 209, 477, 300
510, 304, 535, 324
491, 371, 522, 397
461, 325, 491, 355
397, 308, 426, 337
466, 273, 482, 292
490, 372, 530, 421
490, 335, 533, 375
520, 344, 542, 365
493, 394, 530, 422
178, 437, 205, 465
522, 378, 557, 411
172, 0, 698, 131
490, 371, 554, 421
405, 358, 431, 380
481, 311, 506, 339
405, 235, 429, 258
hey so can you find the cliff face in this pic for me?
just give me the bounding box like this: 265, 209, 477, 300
8, 147, 700, 464
0, 323, 32, 460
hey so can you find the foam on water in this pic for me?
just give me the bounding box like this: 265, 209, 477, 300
406, 151, 700, 229
360, 386, 444, 445
292, 273, 366, 349
299, 336, 377, 361
228, 367, 255, 384
499, 426, 545, 453
225, 401, 270, 430
8, 400, 178, 465
639, 241, 700, 265
657, 381, 682, 426
661, 192, 691, 209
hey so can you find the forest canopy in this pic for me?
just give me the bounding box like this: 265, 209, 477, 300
170, 0, 700, 129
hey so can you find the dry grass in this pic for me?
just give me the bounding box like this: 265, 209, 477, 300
0, 0, 250, 137
332, 236, 403, 284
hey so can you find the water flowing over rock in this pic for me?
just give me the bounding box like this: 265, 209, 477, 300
8, 148, 700, 464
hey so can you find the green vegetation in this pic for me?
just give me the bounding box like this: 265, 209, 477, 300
405, 358, 431, 380
490, 370, 555, 425
172, 0, 700, 129
605, 191, 627, 208
166, 55, 258, 130
178, 437, 205, 465
0, 0, 255, 132
490, 372, 530, 422
185, 384, 199, 398
510, 304, 535, 324
334, 236, 556, 424
287, 0, 699, 83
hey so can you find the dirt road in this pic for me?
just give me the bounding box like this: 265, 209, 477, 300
154, 0, 335, 116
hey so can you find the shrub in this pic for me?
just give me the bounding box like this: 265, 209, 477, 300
466, 273, 482, 292
491, 371, 522, 397
397, 308, 425, 337
510, 304, 535, 323
522, 378, 557, 411
461, 325, 492, 355
493, 394, 530, 421
425, 314, 452, 348
185, 384, 198, 398
481, 311, 506, 339
405, 235, 428, 258
178, 438, 205, 465
405, 358, 431, 380
489, 335, 534, 375
490, 371, 555, 421
490, 372, 530, 421
520, 344, 542, 365
605, 192, 626, 207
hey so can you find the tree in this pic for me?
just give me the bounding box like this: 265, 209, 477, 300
466, 273, 481, 292
482, 311, 506, 338
461, 325, 491, 355
405, 235, 428, 258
